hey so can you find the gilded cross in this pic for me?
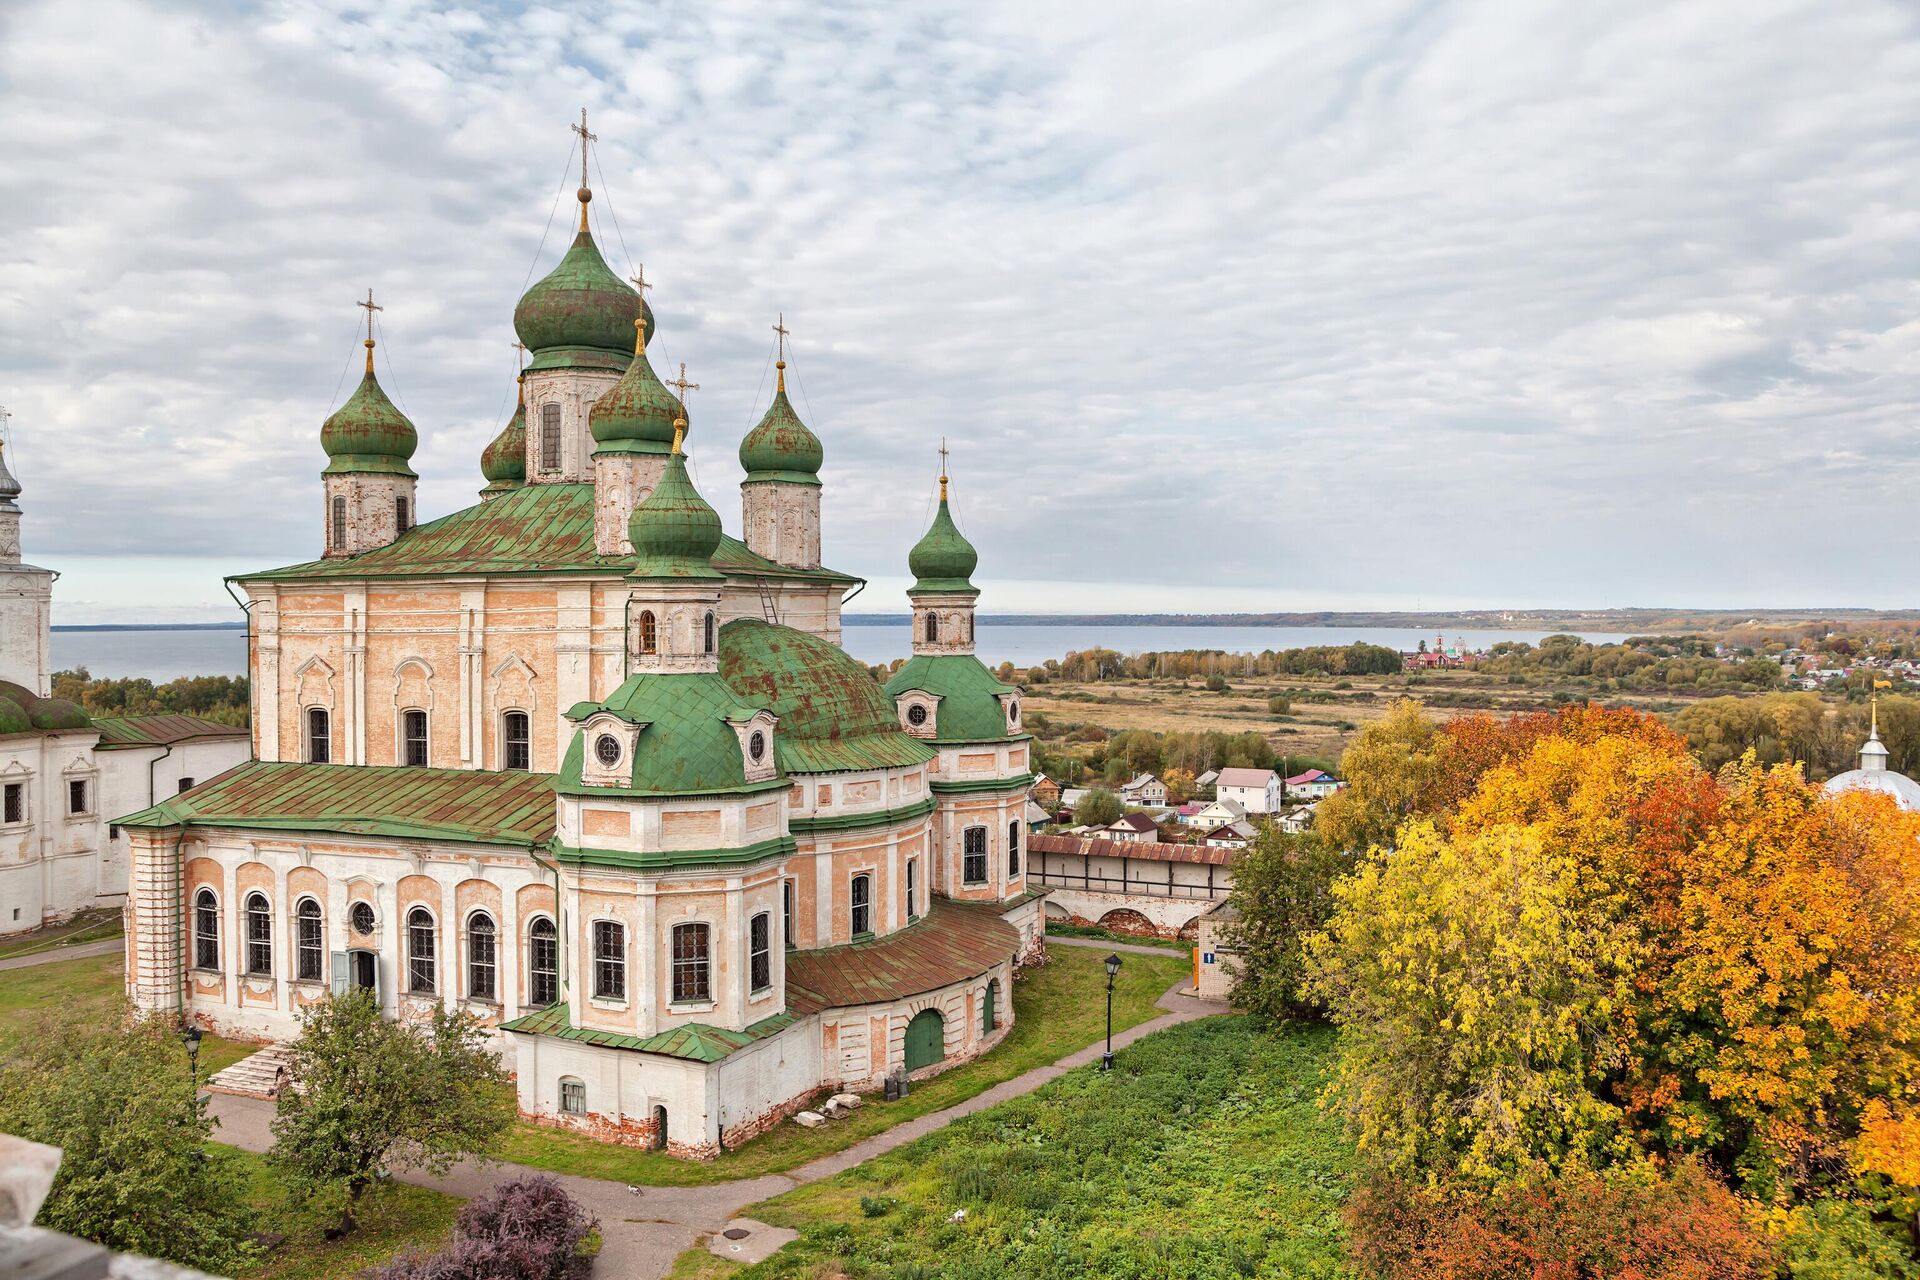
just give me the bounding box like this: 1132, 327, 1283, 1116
629, 266, 652, 352
667, 363, 700, 405
357, 289, 382, 344
572, 108, 596, 191
511, 340, 529, 370
938, 437, 949, 501
772, 313, 789, 362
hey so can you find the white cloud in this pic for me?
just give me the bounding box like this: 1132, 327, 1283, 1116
3, 0, 1920, 625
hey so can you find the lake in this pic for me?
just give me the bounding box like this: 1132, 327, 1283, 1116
51, 622, 1634, 682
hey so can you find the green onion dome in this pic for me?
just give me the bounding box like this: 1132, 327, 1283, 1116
480, 378, 527, 491
0, 681, 90, 736
906, 493, 978, 596
589, 340, 681, 455
628, 440, 723, 579
321, 345, 418, 477
512, 202, 653, 373
739, 364, 822, 484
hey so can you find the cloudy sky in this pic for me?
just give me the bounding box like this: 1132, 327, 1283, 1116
3, 0, 1919, 623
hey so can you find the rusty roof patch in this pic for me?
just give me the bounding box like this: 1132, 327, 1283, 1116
92, 714, 249, 749
784, 897, 1019, 1015
1029, 832, 1237, 867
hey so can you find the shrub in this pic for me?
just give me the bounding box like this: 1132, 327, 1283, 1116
1268, 695, 1292, 715
1346, 1160, 1776, 1280
1776, 1198, 1920, 1279
370, 1177, 595, 1280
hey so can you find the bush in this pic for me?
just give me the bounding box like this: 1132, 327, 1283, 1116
1206, 674, 1229, 692
1346, 1160, 1776, 1280
370, 1177, 596, 1280
1268, 695, 1292, 715
1777, 1198, 1920, 1279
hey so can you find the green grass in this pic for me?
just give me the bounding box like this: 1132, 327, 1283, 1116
718, 1017, 1352, 1278
227, 1145, 462, 1280
0, 908, 124, 960
0, 951, 258, 1074
498, 945, 1193, 1187
1046, 922, 1192, 951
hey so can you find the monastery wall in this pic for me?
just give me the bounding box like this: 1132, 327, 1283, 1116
0, 730, 104, 936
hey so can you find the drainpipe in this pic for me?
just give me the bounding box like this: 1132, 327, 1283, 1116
147, 744, 173, 807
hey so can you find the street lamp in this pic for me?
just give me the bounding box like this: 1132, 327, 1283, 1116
180, 1024, 202, 1096
1101, 953, 1122, 1071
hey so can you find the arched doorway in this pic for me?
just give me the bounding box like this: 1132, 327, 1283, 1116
652, 1105, 668, 1151
905, 1008, 945, 1073
1098, 908, 1156, 937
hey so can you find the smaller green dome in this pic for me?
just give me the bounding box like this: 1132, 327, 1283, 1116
481, 382, 526, 490
628, 448, 723, 579
322, 350, 418, 477
0, 681, 90, 736
907, 496, 978, 596
739, 369, 822, 484
590, 345, 682, 455
512, 208, 652, 372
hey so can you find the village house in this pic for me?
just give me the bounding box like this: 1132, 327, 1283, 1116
1186, 795, 1247, 829
1118, 772, 1167, 808
1213, 766, 1282, 814
1029, 773, 1061, 809
1103, 812, 1161, 843
1201, 820, 1257, 849
1282, 768, 1342, 801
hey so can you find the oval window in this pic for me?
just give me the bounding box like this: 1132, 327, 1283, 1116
594, 734, 622, 767
1008, 700, 1020, 724
749, 730, 766, 763
906, 703, 929, 727
350, 901, 376, 935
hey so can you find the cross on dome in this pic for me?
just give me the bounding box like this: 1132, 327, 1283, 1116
939, 437, 950, 502
357, 289, 383, 372
773, 313, 790, 391
667, 363, 699, 454
572, 108, 597, 229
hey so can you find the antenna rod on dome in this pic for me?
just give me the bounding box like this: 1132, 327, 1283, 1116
773, 313, 790, 392
572, 108, 598, 232
357, 289, 383, 373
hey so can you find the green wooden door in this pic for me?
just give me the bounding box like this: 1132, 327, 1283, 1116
905, 1008, 945, 1073
983, 980, 998, 1034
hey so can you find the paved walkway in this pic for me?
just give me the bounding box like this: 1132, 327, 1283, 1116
0, 938, 122, 973
208, 980, 1224, 1279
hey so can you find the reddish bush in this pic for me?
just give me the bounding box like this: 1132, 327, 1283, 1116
1346, 1160, 1775, 1280
369, 1177, 596, 1280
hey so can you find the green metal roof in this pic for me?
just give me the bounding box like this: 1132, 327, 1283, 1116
738, 379, 822, 485
114, 760, 557, 847
0, 681, 89, 738
785, 898, 1019, 1014
628, 453, 724, 580
231, 484, 858, 585
321, 365, 418, 477
512, 220, 652, 373
906, 496, 978, 596
589, 344, 680, 456
718, 619, 935, 773
91, 714, 247, 749
559, 671, 777, 797
498, 1003, 797, 1063
883, 654, 1023, 744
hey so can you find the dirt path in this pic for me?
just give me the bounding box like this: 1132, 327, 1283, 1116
208, 981, 1223, 1278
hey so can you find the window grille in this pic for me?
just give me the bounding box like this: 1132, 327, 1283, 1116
468, 913, 497, 1001
502, 711, 530, 771
671, 923, 710, 1003
194, 888, 219, 970
307, 707, 330, 763
407, 907, 436, 993
529, 917, 558, 1006
1007, 820, 1021, 877
963, 826, 988, 884
750, 913, 771, 992
67, 779, 88, 815
540, 405, 561, 471
295, 899, 323, 981
782, 880, 795, 950
850, 873, 872, 937
593, 920, 626, 1001
559, 1077, 586, 1115
245, 892, 272, 976
331, 495, 347, 549
403, 709, 428, 767
395, 495, 410, 531
907, 859, 919, 921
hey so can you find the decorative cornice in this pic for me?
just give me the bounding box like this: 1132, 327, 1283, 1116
550, 834, 796, 873
787, 796, 936, 837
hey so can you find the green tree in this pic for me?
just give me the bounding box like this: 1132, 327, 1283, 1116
1314, 699, 1443, 852
269, 990, 516, 1233
1075, 787, 1123, 827
1221, 829, 1353, 1022
0, 1010, 257, 1272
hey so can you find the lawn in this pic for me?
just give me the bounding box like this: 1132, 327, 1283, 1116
498, 944, 1193, 1187
703, 1016, 1352, 1278
0, 951, 257, 1074
0, 908, 124, 960
228, 1145, 462, 1280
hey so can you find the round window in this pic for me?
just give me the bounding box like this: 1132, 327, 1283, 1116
349, 902, 376, 935
906, 703, 929, 727
594, 733, 622, 767
749, 730, 766, 763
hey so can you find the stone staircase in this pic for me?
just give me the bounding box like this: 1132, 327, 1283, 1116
205, 1044, 291, 1100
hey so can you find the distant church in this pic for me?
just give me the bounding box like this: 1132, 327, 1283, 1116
0, 443, 249, 936
120, 122, 1043, 1157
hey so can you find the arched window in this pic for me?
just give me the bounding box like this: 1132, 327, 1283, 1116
962, 826, 988, 885
559, 1076, 586, 1115
907, 858, 920, 922
850, 873, 872, 938
244, 892, 272, 976
295, 898, 323, 982
502, 711, 530, 772
782, 879, 795, 951
406, 907, 436, 994
540, 404, 561, 472
307, 707, 330, 764
703, 611, 716, 654
638, 610, 657, 655
528, 916, 558, 1006
749, 912, 771, 993
402, 709, 428, 767
925, 612, 939, 643
467, 912, 497, 1001
1007, 820, 1021, 877
331, 495, 347, 550
671, 922, 710, 1003
193, 888, 219, 970
593, 920, 626, 1000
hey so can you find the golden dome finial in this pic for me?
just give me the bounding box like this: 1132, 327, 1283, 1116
666, 362, 699, 457
571, 109, 598, 233
630, 266, 652, 354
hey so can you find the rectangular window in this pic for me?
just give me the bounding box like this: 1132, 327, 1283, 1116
907, 859, 919, 922
750, 912, 771, 993
540, 405, 561, 472
503, 712, 531, 771
67, 779, 88, 815
307, 708, 330, 764
593, 920, 626, 1001
395, 495, 410, 531
782, 879, 795, 950
850, 873, 872, 938
560, 1078, 586, 1115
4, 783, 22, 825
177, 777, 194, 793
403, 709, 428, 767
963, 827, 988, 885
1007, 820, 1021, 877
331, 495, 347, 549
529, 921, 558, 1006
671, 922, 710, 1003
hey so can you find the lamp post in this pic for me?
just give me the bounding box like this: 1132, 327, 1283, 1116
1101, 952, 1122, 1071
180, 1024, 202, 1098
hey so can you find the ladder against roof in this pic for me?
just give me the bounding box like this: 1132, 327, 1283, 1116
754, 576, 782, 625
